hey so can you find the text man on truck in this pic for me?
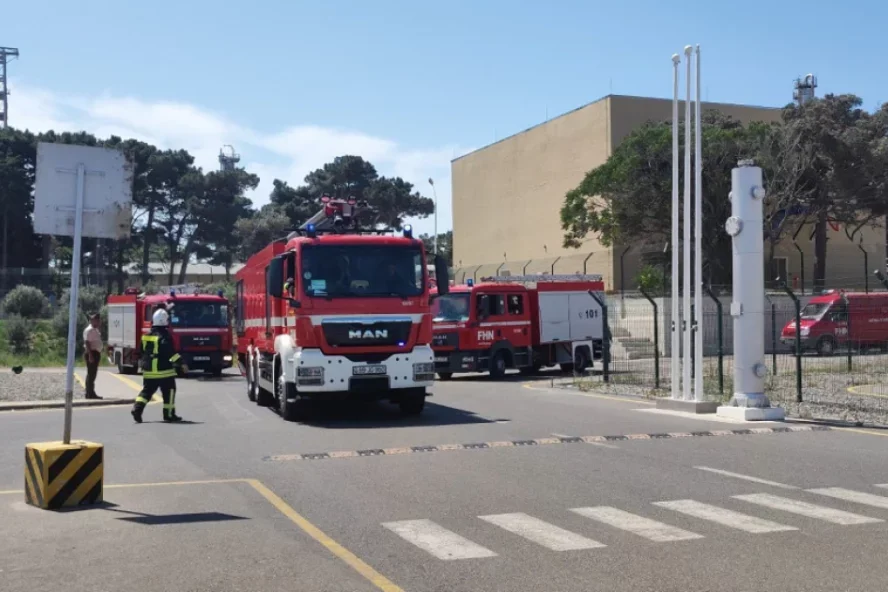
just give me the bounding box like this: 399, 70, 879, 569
235, 195, 450, 421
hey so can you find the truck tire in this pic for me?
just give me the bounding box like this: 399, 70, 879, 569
489, 351, 507, 379
574, 347, 591, 374
437, 372, 453, 381
278, 376, 306, 422
399, 389, 426, 416
816, 336, 836, 356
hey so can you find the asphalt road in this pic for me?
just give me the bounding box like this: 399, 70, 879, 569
2, 369, 888, 592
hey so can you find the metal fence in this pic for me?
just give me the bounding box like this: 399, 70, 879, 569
590, 286, 888, 425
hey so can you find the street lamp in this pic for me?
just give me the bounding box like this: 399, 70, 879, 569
428, 178, 438, 254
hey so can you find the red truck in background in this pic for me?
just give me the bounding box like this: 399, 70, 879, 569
106, 288, 234, 376
234, 195, 450, 421
430, 274, 606, 379
780, 290, 888, 355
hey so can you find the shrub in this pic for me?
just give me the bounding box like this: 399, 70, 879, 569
5, 315, 32, 354
52, 286, 109, 350
2, 285, 49, 318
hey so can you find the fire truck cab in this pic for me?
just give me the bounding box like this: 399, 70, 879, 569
430, 275, 605, 379
235, 195, 450, 421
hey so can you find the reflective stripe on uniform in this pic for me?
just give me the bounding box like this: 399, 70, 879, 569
170, 353, 181, 363
135, 396, 149, 404
144, 369, 176, 379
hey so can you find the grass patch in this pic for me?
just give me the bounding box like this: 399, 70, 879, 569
0, 319, 98, 368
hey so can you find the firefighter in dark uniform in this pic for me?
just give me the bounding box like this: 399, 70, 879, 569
131, 307, 185, 423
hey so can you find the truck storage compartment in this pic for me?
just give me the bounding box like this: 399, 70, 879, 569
107, 303, 137, 349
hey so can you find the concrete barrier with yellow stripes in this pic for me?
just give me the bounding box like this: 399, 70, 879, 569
24, 441, 104, 510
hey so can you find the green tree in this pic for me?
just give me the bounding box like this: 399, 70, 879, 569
272, 155, 434, 230
419, 230, 453, 266
234, 203, 292, 261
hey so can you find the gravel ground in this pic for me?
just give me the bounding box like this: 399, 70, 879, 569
570, 370, 888, 427
0, 369, 85, 402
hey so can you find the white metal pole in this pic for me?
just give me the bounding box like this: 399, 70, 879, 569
694, 44, 704, 402
429, 178, 438, 254
682, 45, 693, 400
63, 163, 86, 444
671, 53, 681, 400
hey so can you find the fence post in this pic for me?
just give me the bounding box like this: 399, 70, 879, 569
765, 293, 777, 376
842, 291, 852, 372
639, 287, 660, 389
781, 282, 803, 403
588, 290, 609, 383
703, 284, 724, 397
874, 269, 888, 291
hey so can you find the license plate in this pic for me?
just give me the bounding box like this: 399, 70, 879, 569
193, 356, 210, 361
434, 356, 448, 363
353, 364, 386, 376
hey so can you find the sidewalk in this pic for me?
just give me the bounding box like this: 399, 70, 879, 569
0, 369, 157, 412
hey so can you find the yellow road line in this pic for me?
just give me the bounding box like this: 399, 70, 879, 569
245, 479, 405, 592
73, 372, 86, 389
846, 384, 888, 399
522, 382, 656, 406
107, 372, 161, 402
837, 427, 888, 438
0, 478, 248, 496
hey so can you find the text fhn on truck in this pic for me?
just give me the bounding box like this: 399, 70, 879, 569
430, 274, 606, 379
234, 194, 450, 421
106, 288, 234, 376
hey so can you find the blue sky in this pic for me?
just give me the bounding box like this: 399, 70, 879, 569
5, 0, 887, 236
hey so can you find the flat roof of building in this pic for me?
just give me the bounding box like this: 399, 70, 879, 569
451, 93, 782, 163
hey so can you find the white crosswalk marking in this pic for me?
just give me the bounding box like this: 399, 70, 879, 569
478, 513, 605, 551
571, 506, 703, 542
808, 488, 888, 510
382, 519, 498, 560
653, 500, 798, 534
733, 493, 883, 525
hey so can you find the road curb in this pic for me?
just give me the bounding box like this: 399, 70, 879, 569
0, 398, 135, 412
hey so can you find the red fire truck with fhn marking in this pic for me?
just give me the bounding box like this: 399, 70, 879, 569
234, 194, 450, 421
106, 288, 234, 377
430, 274, 605, 379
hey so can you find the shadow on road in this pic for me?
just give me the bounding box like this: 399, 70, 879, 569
271, 400, 507, 429
58, 501, 249, 525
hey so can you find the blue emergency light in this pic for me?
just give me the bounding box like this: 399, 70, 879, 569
466, 279, 474, 287
218, 290, 224, 297
403, 224, 413, 239
170, 289, 176, 297
306, 223, 317, 238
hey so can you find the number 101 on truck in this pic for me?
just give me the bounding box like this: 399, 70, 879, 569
234, 195, 450, 421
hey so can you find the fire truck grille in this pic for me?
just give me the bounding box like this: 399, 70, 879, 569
323, 321, 412, 347
180, 334, 222, 349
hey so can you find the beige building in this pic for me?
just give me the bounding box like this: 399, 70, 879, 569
450, 94, 885, 291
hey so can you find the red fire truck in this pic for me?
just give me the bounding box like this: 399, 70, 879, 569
106, 288, 234, 376
234, 195, 450, 421
780, 290, 888, 355
430, 274, 605, 379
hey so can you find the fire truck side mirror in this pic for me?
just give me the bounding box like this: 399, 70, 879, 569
267, 255, 285, 298
434, 254, 450, 295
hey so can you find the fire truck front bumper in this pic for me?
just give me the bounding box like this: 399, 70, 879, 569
434, 350, 482, 374
181, 351, 234, 372
289, 346, 437, 396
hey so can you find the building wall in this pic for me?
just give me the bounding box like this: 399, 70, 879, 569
451, 94, 788, 290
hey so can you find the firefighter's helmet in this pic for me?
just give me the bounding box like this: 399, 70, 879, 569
152, 309, 170, 327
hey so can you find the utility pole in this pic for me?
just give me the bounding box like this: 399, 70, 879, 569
0, 46, 19, 128
0, 47, 20, 292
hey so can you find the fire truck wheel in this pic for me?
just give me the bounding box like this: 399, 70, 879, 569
489, 351, 508, 379
247, 370, 256, 402
278, 377, 305, 421
437, 372, 453, 381
399, 390, 426, 416
574, 347, 591, 374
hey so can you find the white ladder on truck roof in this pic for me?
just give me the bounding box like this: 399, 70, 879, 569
479, 274, 604, 283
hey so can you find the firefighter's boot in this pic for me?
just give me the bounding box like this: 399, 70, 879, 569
163, 412, 183, 423
131, 402, 145, 424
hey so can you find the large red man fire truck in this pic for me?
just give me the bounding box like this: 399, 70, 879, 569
430, 274, 605, 379
234, 195, 450, 421
106, 287, 234, 376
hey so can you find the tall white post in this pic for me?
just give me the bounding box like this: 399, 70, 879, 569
682, 45, 693, 400
717, 161, 785, 421
671, 54, 681, 400
693, 45, 704, 402
63, 164, 86, 444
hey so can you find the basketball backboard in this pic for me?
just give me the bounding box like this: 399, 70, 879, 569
33, 142, 134, 240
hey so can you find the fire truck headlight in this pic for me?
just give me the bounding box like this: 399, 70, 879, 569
223, 355, 232, 362
298, 366, 324, 378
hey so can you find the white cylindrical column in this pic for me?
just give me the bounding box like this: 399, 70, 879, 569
728, 162, 768, 405
693, 45, 704, 402
671, 53, 681, 400
682, 45, 692, 400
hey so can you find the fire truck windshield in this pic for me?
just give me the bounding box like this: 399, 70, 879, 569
301, 245, 424, 298
169, 301, 230, 328
432, 293, 470, 322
